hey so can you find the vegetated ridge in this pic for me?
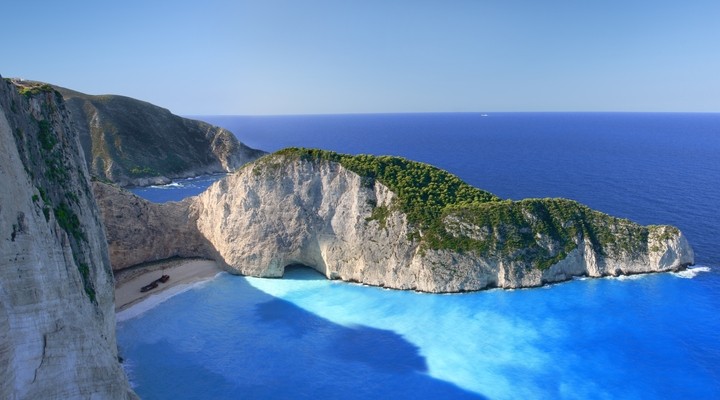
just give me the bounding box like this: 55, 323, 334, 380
13, 80, 266, 186
273, 148, 675, 271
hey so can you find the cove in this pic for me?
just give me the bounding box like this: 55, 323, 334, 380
117, 266, 719, 399
118, 268, 486, 399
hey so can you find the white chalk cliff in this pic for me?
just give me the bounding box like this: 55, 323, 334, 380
99, 150, 694, 293
0, 78, 135, 398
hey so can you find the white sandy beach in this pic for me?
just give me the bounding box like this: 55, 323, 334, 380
114, 258, 223, 312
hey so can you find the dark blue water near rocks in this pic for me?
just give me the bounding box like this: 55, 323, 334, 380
123, 113, 720, 399
129, 174, 225, 203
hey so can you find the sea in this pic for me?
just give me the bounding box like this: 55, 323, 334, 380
119, 113, 720, 399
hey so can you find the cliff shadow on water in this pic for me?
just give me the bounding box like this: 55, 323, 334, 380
119, 273, 488, 399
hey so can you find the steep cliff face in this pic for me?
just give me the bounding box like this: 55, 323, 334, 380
0, 77, 135, 398
93, 181, 214, 270
191, 155, 421, 285
188, 151, 693, 292
31, 82, 266, 186
95, 146, 693, 293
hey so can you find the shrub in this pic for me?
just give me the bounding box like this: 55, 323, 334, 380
54, 202, 85, 241
37, 120, 56, 151
18, 83, 54, 97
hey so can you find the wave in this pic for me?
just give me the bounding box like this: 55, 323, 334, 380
121, 358, 138, 389
672, 266, 712, 279
568, 266, 713, 283
611, 274, 647, 281
116, 272, 224, 322
149, 182, 184, 189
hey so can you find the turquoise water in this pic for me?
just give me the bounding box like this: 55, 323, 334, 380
118, 268, 718, 399
124, 113, 720, 398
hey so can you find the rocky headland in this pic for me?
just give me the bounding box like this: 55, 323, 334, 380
13, 80, 266, 186
0, 77, 135, 398
98, 148, 694, 293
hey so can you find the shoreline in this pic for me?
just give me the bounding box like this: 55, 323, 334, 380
113, 259, 711, 317
123, 172, 229, 189
114, 258, 223, 313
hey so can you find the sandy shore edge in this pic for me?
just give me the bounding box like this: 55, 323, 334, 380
114, 258, 223, 313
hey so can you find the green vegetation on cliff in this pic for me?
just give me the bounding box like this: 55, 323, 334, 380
50, 84, 266, 185
4, 79, 97, 302
442, 199, 660, 270
275, 147, 499, 225
18, 83, 54, 97
270, 148, 672, 270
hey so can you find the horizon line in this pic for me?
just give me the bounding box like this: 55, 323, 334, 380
183, 110, 720, 118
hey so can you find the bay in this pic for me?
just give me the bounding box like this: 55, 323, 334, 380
123, 113, 720, 399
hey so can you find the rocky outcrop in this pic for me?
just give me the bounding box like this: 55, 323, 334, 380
192, 156, 421, 285
97, 149, 693, 293
93, 182, 214, 270
16, 81, 266, 186
0, 77, 135, 398
191, 153, 694, 292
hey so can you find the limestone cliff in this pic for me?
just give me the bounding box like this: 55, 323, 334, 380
192, 150, 694, 291
93, 182, 214, 271
0, 77, 135, 398
98, 148, 693, 293
13, 81, 266, 186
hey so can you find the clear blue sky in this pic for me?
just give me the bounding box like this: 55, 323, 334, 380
2, 1, 719, 114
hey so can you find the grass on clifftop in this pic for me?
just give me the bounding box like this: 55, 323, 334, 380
268, 148, 668, 270
18, 83, 55, 97
274, 147, 500, 227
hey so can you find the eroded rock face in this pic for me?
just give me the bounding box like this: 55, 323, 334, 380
193, 157, 421, 284
188, 157, 693, 292
0, 79, 135, 397
93, 182, 214, 270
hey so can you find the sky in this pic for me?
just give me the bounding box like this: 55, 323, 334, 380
2, 0, 720, 115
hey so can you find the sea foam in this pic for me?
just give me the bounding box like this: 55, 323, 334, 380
149, 182, 183, 189
673, 266, 712, 279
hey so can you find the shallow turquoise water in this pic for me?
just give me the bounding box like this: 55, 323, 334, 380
118, 267, 719, 399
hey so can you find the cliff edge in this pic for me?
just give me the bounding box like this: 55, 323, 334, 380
13, 81, 266, 186
0, 77, 135, 398
98, 148, 693, 293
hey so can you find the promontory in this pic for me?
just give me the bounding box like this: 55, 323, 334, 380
98, 148, 694, 292
14, 80, 266, 186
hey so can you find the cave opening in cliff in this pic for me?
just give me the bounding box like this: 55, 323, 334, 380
282, 263, 326, 280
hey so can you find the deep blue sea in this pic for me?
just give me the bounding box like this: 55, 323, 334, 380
121, 113, 720, 399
